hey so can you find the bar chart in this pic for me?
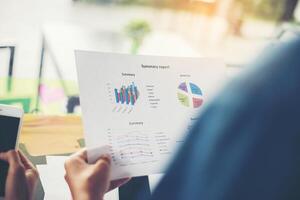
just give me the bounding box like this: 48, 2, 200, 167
114, 82, 139, 106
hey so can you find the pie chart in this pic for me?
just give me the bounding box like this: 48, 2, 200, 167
177, 82, 203, 108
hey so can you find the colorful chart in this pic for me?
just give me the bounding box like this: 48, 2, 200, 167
114, 82, 139, 106
177, 82, 203, 108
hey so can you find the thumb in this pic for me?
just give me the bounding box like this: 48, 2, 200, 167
95, 155, 111, 173
94, 155, 112, 194
94, 155, 111, 179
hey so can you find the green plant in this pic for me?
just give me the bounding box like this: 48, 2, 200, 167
124, 19, 151, 54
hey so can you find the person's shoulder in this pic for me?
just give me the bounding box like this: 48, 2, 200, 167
208, 38, 300, 116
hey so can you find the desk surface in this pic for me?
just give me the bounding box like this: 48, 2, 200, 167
20, 114, 84, 156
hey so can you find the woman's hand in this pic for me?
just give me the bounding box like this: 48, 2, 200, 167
64, 148, 130, 200
0, 150, 39, 200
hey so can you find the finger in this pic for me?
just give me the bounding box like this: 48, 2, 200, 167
109, 177, 131, 191
94, 154, 111, 172
70, 148, 88, 162
95, 155, 111, 169
94, 155, 111, 177
25, 169, 39, 184
26, 169, 39, 199
0, 150, 22, 167
95, 156, 112, 193
0, 152, 8, 161
64, 149, 88, 171
19, 151, 39, 182
18, 150, 35, 170
99, 154, 111, 164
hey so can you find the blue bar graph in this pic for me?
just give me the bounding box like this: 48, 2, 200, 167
114, 82, 139, 106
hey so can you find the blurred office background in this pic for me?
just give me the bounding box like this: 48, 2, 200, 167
0, 0, 299, 114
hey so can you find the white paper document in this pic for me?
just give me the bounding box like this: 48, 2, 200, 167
75, 51, 226, 180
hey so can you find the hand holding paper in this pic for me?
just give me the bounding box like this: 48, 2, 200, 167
64, 149, 130, 200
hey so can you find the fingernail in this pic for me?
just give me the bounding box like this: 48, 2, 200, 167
100, 154, 111, 159
100, 154, 111, 163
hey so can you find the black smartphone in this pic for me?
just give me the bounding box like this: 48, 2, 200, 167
0, 105, 23, 198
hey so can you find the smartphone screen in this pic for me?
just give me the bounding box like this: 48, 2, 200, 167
0, 115, 20, 197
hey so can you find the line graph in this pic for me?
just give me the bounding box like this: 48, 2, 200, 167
107, 129, 171, 166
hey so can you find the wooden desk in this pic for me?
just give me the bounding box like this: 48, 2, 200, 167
20, 115, 84, 156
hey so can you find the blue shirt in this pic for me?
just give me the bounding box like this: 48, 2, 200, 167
149, 39, 300, 200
